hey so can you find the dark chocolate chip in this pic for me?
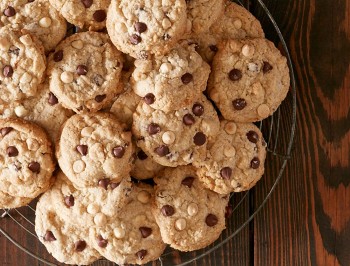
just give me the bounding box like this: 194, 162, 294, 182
134, 22, 147, 33
154, 145, 170, 157
181, 176, 195, 188
28, 162, 40, 173
161, 205, 175, 216
181, 73, 193, 84
250, 157, 260, 169
44, 231, 56, 242
6, 146, 18, 157
147, 123, 161, 135
93, 10, 106, 22
143, 93, 155, 105
193, 132, 206, 146
48, 92, 59, 105
183, 114, 195, 126
232, 98, 247, 110
130, 34, 141, 45
3, 65, 13, 77
205, 214, 218, 226
81, 0, 93, 8
97, 235, 108, 248
4, 6, 16, 17
53, 50, 63, 62
76, 65, 88, 75
64, 195, 74, 207
1, 127, 13, 137
137, 150, 148, 160
74, 240, 86, 252
136, 249, 147, 260
246, 130, 259, 143
76, 145, 88, 156
139, 227, 152, 238
225, 204, 233, 218
229, 69, 242, 81
220, 167, 232, 180
112, 146, 125, 158
95, 94, 106, 103
209, 45, 218, 52
98, 178, 110, 190
262, 61, 273, 73
192, 103, 204, 116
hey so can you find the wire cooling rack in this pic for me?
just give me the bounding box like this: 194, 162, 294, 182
0, 0, 296, 265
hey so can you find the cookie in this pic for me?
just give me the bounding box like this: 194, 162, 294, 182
0, 25, 46, 103
106, 0, 187, 59
153, 165, 228, 251
186, 0, 224, 34
89, 183, 166, 265
0, 0, 67, 52
35, 182, 101, 265
39, 171, 133, 228
0, 189, 32, 209
195, 2, 265, 62
110, 88, 141, 130
0, 118, 55, 199
57, 112, 133, 189
48, 0, 109, 31
131, 143, 164, 180
1, 80, 74, 143
194, 121, 266, 194
131, 43, 210, 111
47, 32, 124, 113
208, 38, 290, 122
132, 94, 220, 167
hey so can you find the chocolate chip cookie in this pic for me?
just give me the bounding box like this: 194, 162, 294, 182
57, 112, 133, 189
0, 0, 67, 52
131, 42, 210, 111
132, 94, 220, 167
89, 183, 166, 265
153, 165, 228, 251
49, 0, 109, 31
0, 118, 55, 199
208, 38, 290, 122
47, 32, 124, 113
106, 0, 187, 59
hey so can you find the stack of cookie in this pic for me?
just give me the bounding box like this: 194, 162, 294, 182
0, 0, 290, 265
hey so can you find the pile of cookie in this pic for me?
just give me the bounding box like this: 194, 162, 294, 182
0, 0, 290, 265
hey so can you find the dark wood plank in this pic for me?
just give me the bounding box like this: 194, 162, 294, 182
253, 0, 350, 265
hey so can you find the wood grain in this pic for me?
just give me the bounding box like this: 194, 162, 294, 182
1, 0, 349, 265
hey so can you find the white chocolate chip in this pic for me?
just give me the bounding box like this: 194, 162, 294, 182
175, 218, 187, 231
160, 62, 172, 73
162, 18, 172, 29
73, 160, 85, 173
71, 40, 84, 49
14, 105, 28, 117
224, 145, 236, 157
87, 203, 100, 214
224, 122, 237, 135
26, 138, 40, 151
81, 127, 94, 137
20, 73, 32, 83
242, 44, 255, 57
137, 190, 151, 203
257, 104, 270, 118
248, 63, 259, 72
162, 131, 175, 145
233, 19, 242, 29
187, 203, 198, 216
39, 17, 52, 28
19, 35, 32, 45
114, 227, 125, 239
94, 213, 107, 226
60, 72, 74, 84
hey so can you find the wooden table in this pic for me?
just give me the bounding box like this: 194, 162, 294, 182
1, 0, 349, 265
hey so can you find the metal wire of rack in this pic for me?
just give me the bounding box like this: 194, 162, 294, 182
0, 0, 296, 265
